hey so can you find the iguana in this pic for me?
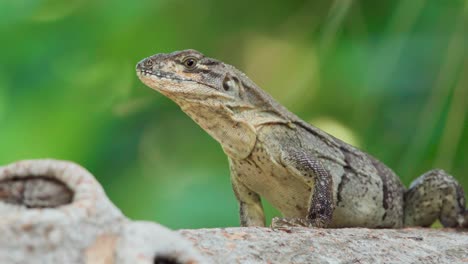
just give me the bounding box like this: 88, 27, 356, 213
136, 49, 467, 228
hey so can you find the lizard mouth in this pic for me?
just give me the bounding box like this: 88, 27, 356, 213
137, 69, 221, 93
137, 69, 192, 83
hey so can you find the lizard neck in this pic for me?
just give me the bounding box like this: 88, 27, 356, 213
181, 104, 258, 160
175, 76, 298, 159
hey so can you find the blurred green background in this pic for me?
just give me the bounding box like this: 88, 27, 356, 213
0, 0, 466, 229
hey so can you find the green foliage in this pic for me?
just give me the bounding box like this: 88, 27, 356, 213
0, 0, 466, 228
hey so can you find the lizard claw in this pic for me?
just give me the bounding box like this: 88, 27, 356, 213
270, 217, 310, 229
271, 217, 327, 229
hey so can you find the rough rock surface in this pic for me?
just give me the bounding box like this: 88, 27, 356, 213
1, 159, 467, 264
179, 227, 468, 264
0, 159, 205, 264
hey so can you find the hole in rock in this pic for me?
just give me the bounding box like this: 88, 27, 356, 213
153, 255, 182, 264
0, 176, 73, 208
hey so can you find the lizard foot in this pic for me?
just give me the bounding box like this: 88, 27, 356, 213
271, 217, 327, 229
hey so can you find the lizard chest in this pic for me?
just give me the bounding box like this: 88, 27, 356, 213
230, 141, 311, 218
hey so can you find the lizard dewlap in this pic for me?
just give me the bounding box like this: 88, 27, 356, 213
137, 49, 467, 229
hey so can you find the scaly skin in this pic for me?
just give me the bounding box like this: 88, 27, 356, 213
136, 49, 467, 228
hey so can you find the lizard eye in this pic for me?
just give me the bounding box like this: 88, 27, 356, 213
183, 57, 198, 69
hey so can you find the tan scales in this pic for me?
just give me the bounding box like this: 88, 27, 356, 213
137, 49, 467, 229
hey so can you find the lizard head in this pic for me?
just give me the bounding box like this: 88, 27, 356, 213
136, 49, 250, 106
136, 49, 292, 159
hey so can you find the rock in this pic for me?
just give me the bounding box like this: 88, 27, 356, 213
1, 159, 466, 264
179, 227, 468, 263
0, 159, 205, 264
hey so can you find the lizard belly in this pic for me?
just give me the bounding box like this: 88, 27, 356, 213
232, 143, 311, 218
330, 169, 387, 227
322, 159, 403, 228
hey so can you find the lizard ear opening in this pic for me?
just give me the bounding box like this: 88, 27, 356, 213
222, 73, 241, 93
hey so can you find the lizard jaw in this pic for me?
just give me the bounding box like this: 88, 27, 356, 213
137, 69, 233, 103
137, 69, 192, 83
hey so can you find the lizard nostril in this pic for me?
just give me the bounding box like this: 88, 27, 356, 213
144, 59, 154, 68
136, 58, 154, 71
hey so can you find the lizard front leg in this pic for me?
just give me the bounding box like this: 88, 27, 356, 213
404, 169, 467, 228
229, 160, 266, 227
272, 149, 334, 228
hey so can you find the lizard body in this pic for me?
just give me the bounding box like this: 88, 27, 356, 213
136, 49, 467, 228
